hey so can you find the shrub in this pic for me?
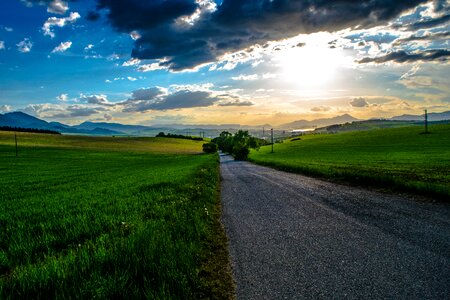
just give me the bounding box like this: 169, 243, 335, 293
202, 142, 218, 153
232, 144, 250, 160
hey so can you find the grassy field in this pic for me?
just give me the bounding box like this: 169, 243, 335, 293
250, 124, 450, 200
0, 131, 233, 299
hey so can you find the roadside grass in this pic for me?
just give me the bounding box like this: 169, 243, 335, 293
249, 124, 450, 200
0, 132, 233, 299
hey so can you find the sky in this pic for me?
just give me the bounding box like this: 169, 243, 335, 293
0, 0, 449, 126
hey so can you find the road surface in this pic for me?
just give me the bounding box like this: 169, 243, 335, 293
220, 154, 450, 299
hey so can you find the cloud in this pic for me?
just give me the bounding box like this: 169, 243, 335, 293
130, 31, 141, 40
104, 113, 112, 121
0, 105, 11, 112
357, 49, 450, 64
56, 94, 68, 101
86, 11, 101, 21
231, 74, 258, 81
218, 100, 254, 107
17, 38, 33, 53
393, 31, 450, 45
43, 12, 80, 38
129, 87, 166, 101
350, 97, 369, 107
52, 41, 72, 53
50, 105, 102, 118
121, 87, 219, 112
80, 94, 114, 106
406, 14, 450, 30
21, 0, 69, 14
47, 0, 69, 14
0, 41, 4, 50
122, 58, 140, 66
84, 44, 94, 51
137, 62, 168, 72
95, 0, 428, 71
311, 106, 331, 112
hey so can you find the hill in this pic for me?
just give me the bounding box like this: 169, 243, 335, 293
250, 124, 450, 199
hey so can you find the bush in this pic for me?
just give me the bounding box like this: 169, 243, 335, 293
232, 144, 250, 160
202, 142, 218, 153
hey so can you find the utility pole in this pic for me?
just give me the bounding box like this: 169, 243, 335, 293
15, 133, 18, 157
271, 128, 274, 153
424, 109, 428, 134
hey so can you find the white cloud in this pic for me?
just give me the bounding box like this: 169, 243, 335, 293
42, 12, 80, 38
262, 73, 277, 79
17, 38, 33, 53
84, 44, 94, 51
3, 27, 13, 32
137, 62, 167, 72
0, 105, 11, 112
47, 0, 69, 14
107, 53, 120, 61
56, 94, 68, 101
0, 41, 4, 50
130, 31, 141, 40
127, 77, 137, 81
122, 58, 141, 67
231, 74, 258, 81
52, 41, 72, 53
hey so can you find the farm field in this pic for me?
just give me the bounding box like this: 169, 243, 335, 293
250, 124, 450, 199
0, 131, 233, 299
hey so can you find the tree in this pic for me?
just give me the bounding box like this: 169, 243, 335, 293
202, 142, 218, 153
213, 130, 261, 160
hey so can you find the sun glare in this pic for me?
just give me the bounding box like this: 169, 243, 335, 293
277, 45, 346, 88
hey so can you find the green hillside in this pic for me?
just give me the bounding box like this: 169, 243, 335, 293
250, 124, 450, 199
0, 132, 233, 299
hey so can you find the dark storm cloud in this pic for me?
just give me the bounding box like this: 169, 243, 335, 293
357, 49, 450, 64
407, 14, 450, 30
393, 31, 450, 45
86, 11, 101, 21
95, 0, 429, 71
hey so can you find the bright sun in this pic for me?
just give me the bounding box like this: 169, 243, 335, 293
277, 46, 346, 88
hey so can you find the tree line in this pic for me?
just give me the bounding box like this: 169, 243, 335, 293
0, 126, 61, 134
156, 132, 204, 141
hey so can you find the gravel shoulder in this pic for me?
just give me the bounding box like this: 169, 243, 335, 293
220, 154, 450, 299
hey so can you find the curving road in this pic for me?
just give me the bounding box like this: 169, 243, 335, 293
220, 154, 450, 299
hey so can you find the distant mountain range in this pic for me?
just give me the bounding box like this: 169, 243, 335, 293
282, 111, 450, 129
0, 112, 126, 135
1, 110, 449, 136
390, 111, 450, 121
281, 114, 360, 129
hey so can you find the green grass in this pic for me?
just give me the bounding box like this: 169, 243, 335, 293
250, 124, 450, 200
0, 132, 233, 299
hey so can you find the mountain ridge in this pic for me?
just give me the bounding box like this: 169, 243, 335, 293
1, 110, 449, 136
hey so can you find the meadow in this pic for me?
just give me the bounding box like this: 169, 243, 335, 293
0, 131, 233, 299
250, 124, 450, 200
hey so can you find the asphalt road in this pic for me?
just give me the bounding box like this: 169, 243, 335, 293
219, 154, 450, 299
